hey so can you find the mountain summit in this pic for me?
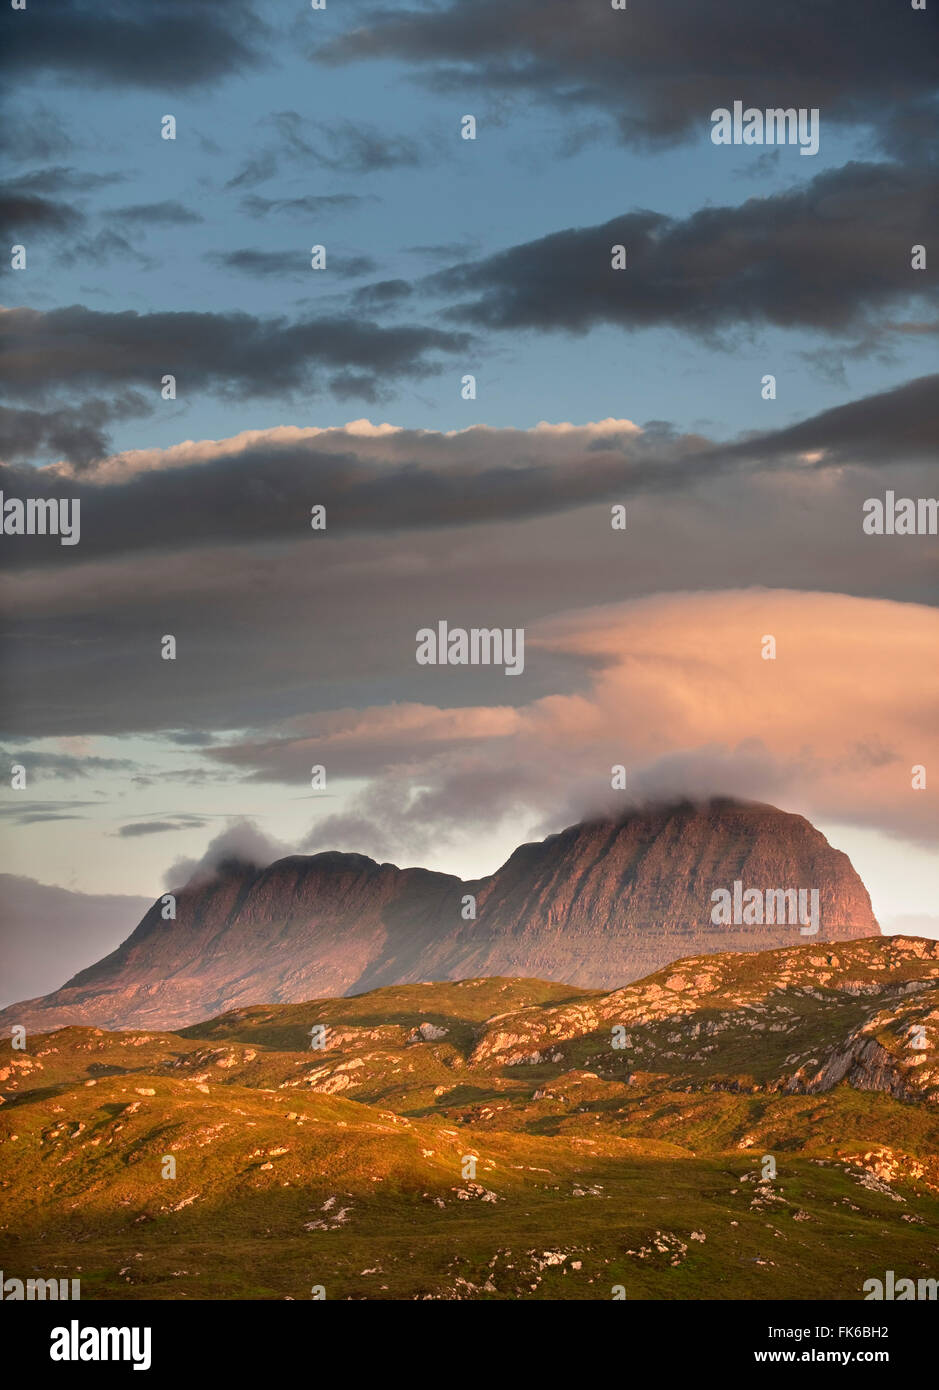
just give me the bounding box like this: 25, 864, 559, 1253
2, 800, 879, 1032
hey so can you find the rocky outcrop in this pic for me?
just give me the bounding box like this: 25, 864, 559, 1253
466, 935, 938, 1107
0, 799, 880, 1032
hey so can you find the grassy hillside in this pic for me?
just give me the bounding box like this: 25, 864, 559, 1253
1, 936, 936, 1300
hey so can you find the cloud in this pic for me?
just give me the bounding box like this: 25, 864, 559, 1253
218, 703, 525, 783
432, 161, 939, 338
111, 200, 204, 226
163, 818, 289, 889
0, 799, 101, 826
0, 747, 139, 779
316, 0, 939, 155
0, 391, 151, 467
240, 193, 370, 219
0, 304, 471, 424
0, 171, 137, 263
0, 191, 83, 240
3, 109, 75, 164
299, 772, 542, 867
225, 112, 427, 191
289, 116, 425, 173
3, 374, 933, 563
353, 279, 414, 311
5, 167, 126, 196
1, 386, 935, 744
406, 242, 479, 263
57, 228, 152, 269
1, 0, 269, 91
208, 249, 377, 279
718, 373, 939, 464
218, 589, 939, 854
116, 815, 209, 838
224, 155, 275, 192
118, 821, 191, 837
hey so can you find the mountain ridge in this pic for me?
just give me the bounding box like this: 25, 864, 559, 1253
0, 798, 880, 1033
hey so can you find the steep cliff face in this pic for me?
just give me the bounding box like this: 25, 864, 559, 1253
416, 799, 879, 986
39, 853, 463, 1031
2, 800, 879, 1031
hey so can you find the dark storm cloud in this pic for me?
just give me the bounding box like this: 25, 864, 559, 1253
433, 162, 939, 337
317, 0, 939, 154
0, 0, 269, 91
0, 303, 471, 408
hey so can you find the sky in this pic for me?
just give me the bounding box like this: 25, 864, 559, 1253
0, 0, 937, 982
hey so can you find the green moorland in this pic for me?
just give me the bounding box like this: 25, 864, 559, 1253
0, 936, 937, 1300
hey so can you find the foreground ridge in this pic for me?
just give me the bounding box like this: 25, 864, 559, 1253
0, 935, 935, 1301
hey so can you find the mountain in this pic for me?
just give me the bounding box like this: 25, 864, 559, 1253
0, 799, 879, 1033
1, 936, 936, 1301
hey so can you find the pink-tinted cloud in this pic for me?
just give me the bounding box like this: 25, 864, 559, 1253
210, 589, 937, 861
